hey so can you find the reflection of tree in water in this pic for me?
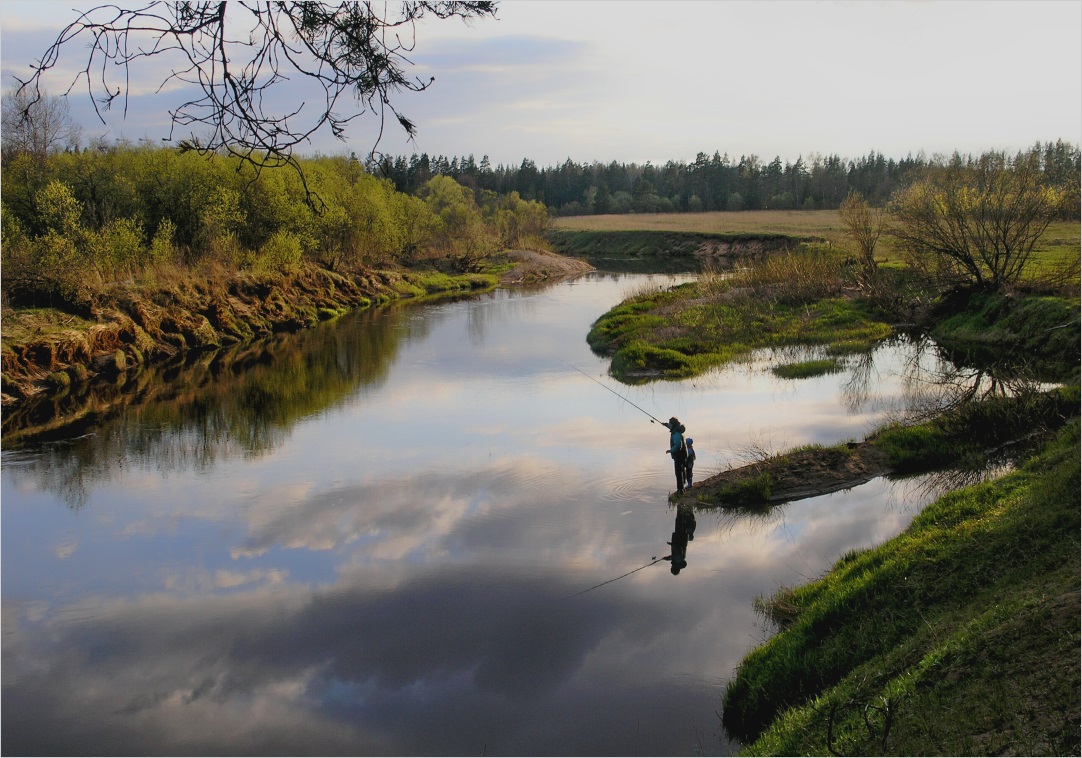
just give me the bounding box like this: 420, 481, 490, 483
465, 288, 541, 348
838, 333, 1047, 423
3, 305, 416, 508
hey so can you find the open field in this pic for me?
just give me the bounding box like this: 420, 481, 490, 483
551, 211, 1081, 277
551, 210, 847, 238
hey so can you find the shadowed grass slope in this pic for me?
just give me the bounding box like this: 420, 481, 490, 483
722, 419, 1081, 756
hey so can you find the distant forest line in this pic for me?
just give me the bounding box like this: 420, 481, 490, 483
379, 140, 1081, 218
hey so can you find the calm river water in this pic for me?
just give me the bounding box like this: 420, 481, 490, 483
3, 273, 954, 755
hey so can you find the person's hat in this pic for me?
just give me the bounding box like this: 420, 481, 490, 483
686, 438, 693, 444
669, 416, 679, 425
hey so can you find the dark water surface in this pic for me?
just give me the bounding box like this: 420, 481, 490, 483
3, 274, 948, 756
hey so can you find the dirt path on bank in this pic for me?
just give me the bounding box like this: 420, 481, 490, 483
498, 248, 594, 284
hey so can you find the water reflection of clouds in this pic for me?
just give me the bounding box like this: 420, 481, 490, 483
3, 276, 959, 755
3, 564, 719, 755
3, 467, 932, 755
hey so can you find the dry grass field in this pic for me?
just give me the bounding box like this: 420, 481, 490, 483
551, 210, 848, 238
551, 211, 1080, 277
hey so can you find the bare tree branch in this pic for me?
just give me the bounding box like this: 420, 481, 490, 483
15, 1, 497, 172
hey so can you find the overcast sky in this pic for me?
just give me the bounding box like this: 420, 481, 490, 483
2, 0, 1079, 168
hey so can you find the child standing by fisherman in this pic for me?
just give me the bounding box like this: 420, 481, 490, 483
684, 438, 696, 487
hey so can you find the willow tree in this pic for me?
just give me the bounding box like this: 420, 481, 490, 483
12, 2, 497, 173
888, 151, 1063, 290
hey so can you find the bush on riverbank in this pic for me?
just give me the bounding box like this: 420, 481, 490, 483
722, 419, 1080, 755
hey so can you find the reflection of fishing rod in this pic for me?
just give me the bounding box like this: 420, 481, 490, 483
561, 360, 664, 425
567, 556, 668, 598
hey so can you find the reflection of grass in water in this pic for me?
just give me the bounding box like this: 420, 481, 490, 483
871, 385, 1080, 473
7, 307, 415, 508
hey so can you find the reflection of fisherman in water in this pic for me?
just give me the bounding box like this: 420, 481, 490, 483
663, 504, 697, 575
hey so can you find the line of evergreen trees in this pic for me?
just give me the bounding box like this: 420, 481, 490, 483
379, 140, 1080, 218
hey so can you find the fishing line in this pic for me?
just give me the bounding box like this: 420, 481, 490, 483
567, 556, 668, 598
560, 359, 664, 425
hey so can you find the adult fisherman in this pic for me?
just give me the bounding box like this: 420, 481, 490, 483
662, 416, 688, 495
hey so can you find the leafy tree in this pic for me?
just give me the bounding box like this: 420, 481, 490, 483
14, 2, 497, 172
481, 190, 548, 248
631, 177, 661, 213
889, 151, 1064, 290
610, 191, 633, 214
392, 192, 437, 264
420, 175, 493, 271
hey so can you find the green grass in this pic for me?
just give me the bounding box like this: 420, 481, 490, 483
388, 270, 498, 298
870, 385, 1079, 473
723, 419, 1081, 755
930, 289, 1081, 381
587, 253, 893, 382
771, 357, 844, 379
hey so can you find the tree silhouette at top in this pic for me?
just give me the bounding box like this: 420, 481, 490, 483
13, 2, 497, 170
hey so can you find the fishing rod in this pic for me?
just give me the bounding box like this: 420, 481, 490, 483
567, 556, 668, 598
561, 360, 665, 425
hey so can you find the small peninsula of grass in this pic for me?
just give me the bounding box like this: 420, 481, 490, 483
587, 249, 893, 381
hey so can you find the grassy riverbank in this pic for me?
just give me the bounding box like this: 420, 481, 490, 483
0, 250, 590, 410
723, 419, 1080, 755
0, 263, 490, 405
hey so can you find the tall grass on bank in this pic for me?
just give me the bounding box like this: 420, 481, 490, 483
723, 419, 1081, 755
724, 245, 849, 305
871, 385, 1080, 474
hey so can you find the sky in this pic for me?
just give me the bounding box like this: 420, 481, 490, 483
1, 0, 1080, 169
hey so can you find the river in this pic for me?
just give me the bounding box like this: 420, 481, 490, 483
2, 272, 954, 755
